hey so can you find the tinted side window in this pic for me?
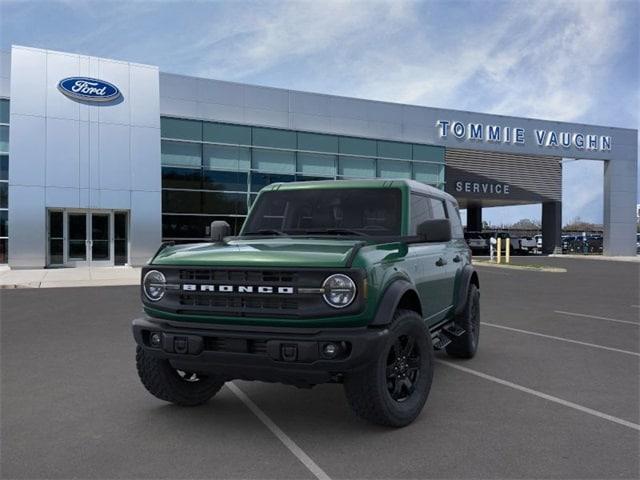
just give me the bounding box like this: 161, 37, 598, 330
446, 200, 464, 239
429, 198, 448, 220
410, 194, 431, 234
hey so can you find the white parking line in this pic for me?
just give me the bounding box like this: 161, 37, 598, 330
227, 382, 331, 480
482, 322, 640, 357
554, 310, 640, 326
437, 360, 640, 432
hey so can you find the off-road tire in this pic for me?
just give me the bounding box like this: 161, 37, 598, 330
343, 309, 434, 427
446, 284, 480, 359
136, 346, 224, 406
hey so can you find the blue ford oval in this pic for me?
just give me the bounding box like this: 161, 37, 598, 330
58, 77, 121, 102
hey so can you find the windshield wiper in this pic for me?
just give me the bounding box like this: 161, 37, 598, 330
244, 229, 288, 236
304, 228, 367, 237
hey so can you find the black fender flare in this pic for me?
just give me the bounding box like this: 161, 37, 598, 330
370, 279, 422, 326
454, 265, 479, 316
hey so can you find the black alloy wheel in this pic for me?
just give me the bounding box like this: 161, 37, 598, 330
344, 309, 434, 427
386, 334, 421, 402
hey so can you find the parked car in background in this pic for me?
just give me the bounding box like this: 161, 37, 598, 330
563, 234, 603, 254
464, 231, 489, 254
518, 236, 537, 254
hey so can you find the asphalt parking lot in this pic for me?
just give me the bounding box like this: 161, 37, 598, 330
1, 257, 639, 479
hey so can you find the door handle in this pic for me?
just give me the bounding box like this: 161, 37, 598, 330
436, 257, 447, 267
453, 255, 462, 263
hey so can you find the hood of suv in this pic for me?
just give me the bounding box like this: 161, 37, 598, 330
151, 237, 365, 268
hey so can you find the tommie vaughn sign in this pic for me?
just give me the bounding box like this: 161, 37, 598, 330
58, 77, 121, 102
436, 120, 612, 152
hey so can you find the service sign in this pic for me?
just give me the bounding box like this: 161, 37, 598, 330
58, 77, 121, 102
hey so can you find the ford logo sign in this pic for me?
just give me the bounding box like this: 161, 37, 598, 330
57, 77, 121, 102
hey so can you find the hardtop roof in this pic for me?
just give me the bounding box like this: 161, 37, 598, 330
264, 179, 458, 206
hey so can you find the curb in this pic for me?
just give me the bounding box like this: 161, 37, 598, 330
549, 254, 639, 263
473, 261, 567, 273
0, 280, 140, 289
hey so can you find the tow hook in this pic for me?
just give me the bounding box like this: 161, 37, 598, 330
174, 336, 188, 354
281, 344, 298, 362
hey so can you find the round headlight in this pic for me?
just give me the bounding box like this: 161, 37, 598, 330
322, 274, 356, 308
143, 270, 166, 302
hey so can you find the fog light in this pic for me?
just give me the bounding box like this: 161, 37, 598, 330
323, 343, 338, 358
150, 332, 162, 348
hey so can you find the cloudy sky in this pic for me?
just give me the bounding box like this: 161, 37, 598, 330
1, 0, 638, 225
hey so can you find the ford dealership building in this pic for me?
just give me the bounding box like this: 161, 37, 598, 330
0, 45, 637, 268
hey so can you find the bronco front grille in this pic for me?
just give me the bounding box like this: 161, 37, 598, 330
144, 267, 365, 319
175, 268, 302, 317
179, 292, 299, 315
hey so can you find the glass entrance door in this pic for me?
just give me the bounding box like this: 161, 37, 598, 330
67, 213, 88, 265
90, 213, 111, 265
47, 210, 129, 267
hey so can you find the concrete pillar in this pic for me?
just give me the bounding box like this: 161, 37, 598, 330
603, 154, 637, 256
542, 201, 562, 254
467, 205, 483, 232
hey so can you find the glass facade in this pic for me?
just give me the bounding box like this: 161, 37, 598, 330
160, 117, 445, 241
0, 99, 8, 263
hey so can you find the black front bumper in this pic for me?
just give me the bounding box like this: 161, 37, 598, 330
132, 317, 390, 387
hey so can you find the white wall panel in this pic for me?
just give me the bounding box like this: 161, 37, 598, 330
78, 121, 90, 188
78, 57, 90, 122
0, 50, 10, 79
46, 186, 79, 207
88, 121, 100, 190
98, 60, 130, 125
99, 189, 131, 209
0, 77, 9, 99
291, 92, 330, 116
8, 185, 46, 267
46, 51, 80, 121
243, 107, 288, 128
89, 188, 100, 208
244, 85, 288, 112
366, 102, 403, 124
329, 97, 368, 120
10, 47, 46, 116
367, 120, 402, 140
9, 114, 46, 186
0, 50, 10, 98
130, 126, 161, 191
159, 97, 199, 119
197, 102, 244, 124
130, 66, 160, 128
401, 105, 430, 125
46, 117, 79, 188
329, 116, 369, 137
98, 122, 130, 190
291, 113, 332, 133
130, 190, 161, 265
198, 78, 244, 105
160, 73, 199, 101
79, 188, 89, 208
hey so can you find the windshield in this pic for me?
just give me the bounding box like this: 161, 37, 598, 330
242, 188, 402, 237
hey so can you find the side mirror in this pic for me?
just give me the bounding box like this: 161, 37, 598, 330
210, 220, 231, 243
417, 219, 452, 243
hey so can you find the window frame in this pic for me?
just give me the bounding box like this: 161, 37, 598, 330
408, 191, 451, 240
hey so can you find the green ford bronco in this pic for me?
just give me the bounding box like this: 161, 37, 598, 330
133, 179, 480, 427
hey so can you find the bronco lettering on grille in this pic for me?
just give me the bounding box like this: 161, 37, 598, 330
182, 284, 295, 294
